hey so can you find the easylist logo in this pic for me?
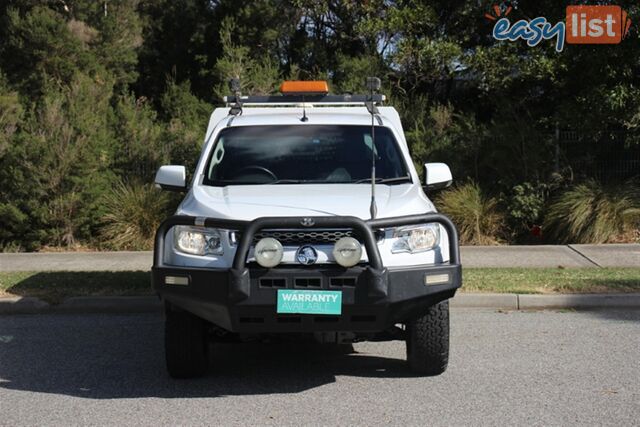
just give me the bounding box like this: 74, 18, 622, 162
487, 4, 632, 52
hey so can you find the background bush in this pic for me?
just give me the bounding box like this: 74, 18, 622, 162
543, 180, 640, 244
0, 1, 638, 249
435, 182, 505, 245
99, 182, 171, 251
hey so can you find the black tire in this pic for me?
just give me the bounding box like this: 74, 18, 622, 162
165, 305, 208, 378
405, 300, 449, 376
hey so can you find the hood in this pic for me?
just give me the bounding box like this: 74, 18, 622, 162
179, 184, 435, 221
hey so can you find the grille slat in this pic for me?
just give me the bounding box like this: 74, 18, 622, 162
259, 278, 286, 288
233, 229, 355, 246
254, 229, 355, 245
294, 278, 322, 288
231, 228, 384, 246
330, 277, 357, 287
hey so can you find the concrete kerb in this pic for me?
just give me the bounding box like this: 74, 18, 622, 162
517, 293, 640, 309
450, 293, 518, 309
1, 293, 640, 314
0, 296, 49, 314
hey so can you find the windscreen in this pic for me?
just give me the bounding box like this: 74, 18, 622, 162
203, 125, 410, 185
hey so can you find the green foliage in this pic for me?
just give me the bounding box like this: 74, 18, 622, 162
100, 182, 170, 250
92, 1, 143, 90
160, 79, 212, 173
0, 74, 22, 159
506, 182, 550, 238
400, 100, 489, 182
111, 93, 165, 181
1, 6, 105, 95
435, 182, 505, 245
543, 180, 640, 244
0, 0, 639, 250
332, 54, 385, 94
0, 1, 210, 250
213, 18, 281, 98
1, 73, 116, 249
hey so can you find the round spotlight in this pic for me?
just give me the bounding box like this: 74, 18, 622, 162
254, 238, 283, 268
332, 237, 362, 267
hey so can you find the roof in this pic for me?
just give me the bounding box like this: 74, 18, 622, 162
210, 106, 403, 131
227, 108, 376, 127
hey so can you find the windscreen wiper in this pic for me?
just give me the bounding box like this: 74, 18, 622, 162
206, 180, 271, 186
355, 176, 412, 184
207, 179, 328, 186
262, 179, 304, 184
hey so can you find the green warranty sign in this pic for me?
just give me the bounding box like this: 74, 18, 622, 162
277, 290, 342, 315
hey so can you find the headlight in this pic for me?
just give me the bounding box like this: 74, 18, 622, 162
333, 237, 362, 267
254, 237, 284, 268
391, 224, 440, 254
174, 226, 223, 256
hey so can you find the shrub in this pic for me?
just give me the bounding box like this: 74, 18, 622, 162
100, 182, 170, 250
543, 180, 640, 244
505, 182, 550, 241
435, 182, 505, 245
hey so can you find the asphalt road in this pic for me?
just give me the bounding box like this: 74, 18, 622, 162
0, 309, 638, 426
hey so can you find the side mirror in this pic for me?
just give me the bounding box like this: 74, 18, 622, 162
424, 163, 452, 191
155, 165, 186, 192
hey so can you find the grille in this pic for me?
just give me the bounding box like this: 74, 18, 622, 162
236, 229, 355, 245
231, 228, 384, 246
330, 277, 357, 287
294, 278, 322, 288
255, 229, 355, 245
259, 278, 286, 288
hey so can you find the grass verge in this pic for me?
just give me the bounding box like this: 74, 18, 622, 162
0, 271, 152, 304
463, 268, 640, 294
0, 268, 639, 304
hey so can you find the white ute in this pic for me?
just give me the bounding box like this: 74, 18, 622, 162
152, 79, 462, 378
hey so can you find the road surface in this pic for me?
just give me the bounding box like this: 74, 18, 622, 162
0, 309, 638, 426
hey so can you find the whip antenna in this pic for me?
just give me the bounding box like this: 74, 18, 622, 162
365, 77, 381, 219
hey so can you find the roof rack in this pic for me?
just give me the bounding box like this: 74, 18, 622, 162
223, 94, 385, 107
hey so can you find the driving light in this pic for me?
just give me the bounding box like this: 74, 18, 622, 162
333, 237, 362, 267
391, 224, 440, 254
255, 238, 284, 268
174, 226, 223, 256
165, 275, 189, 286
425, 273, 450, 286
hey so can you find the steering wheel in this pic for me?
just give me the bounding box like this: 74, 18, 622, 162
234, 165, 278, 181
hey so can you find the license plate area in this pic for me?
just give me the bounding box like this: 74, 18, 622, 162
276, 289, 342, 315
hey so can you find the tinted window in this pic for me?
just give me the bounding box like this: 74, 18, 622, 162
204, 125, 410, 185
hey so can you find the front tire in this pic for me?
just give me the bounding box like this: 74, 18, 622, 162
405, 300, 449, 376
165, 304, 208, 378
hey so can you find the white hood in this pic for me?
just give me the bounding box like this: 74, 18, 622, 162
179, 184, 435, 221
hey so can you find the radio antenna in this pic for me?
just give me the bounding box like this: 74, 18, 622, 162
365, 77, 381, 219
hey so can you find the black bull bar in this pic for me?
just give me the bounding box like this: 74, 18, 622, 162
154, 213, 460, 300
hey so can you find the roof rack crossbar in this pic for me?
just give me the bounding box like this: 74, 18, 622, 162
223, 94, 385, 106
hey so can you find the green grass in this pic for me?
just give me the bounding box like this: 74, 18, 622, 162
463, 268, 640, 294
0, 271, 152, 304
1, 268, 639, 304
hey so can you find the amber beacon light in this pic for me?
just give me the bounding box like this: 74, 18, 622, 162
279, 80, 329, 95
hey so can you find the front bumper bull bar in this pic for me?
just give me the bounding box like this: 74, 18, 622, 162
152, 213, 462, 332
